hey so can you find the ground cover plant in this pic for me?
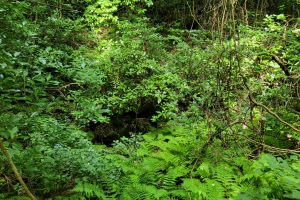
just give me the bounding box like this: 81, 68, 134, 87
1, 0, 300, 199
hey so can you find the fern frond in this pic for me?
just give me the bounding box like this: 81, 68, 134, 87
139, 171, 161, 185
283, 190, 300, 200
160, 166, 188, 190
119, 184, 153, 200
182, 178, 206, 198
57, 193, 86, 200
141, 184, 168, 199
182, 177, 227, 200
167, 166, 189, 178
142, 157, 166, 172
72, 182, 107, 199
166, 136, 189, 150
196, 161, 211, 178
161, 175, 177, 190
232, 157, 251, 169
205, 179, 225, 199
143, 132, 158, 143
136, 147, 149, 156
149, 140, 169, 151
156, 151, 180, 165
168, 188, 188, 199
153, 188, 169, 199
213, 164, 238, 187
238, 173, 255, 184
98, 174, 119, 196
118, 176, 135, 188
282, 176, 300, 191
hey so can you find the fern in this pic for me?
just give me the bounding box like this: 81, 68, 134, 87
153, 188, 169, 199
161, 166, 189, 190
213, 163, 241, 198
141, 184, 168, 199
118, 176, 135, 188
182, 177, 227, 200
195, 161, 211, 178
168, 188, 188, 199
238, 173, 254, 184
71, 182, 108, 199
182, 178, 204, 194
141, 157, 167, 172
55, 193, 86, 200
205, 179, 224, 199
139, 170, 161, 186
237, 154, 300, 199
119, 184, 153, 200
156, 151, 181, 166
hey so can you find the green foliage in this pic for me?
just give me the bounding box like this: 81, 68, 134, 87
112, 125, 198, 199
84, 0, 153, 29
239, 154, 300, 199
6, 197, 31, 200
112, 132, 144, 157
67, 16, 190, 123
71, 182, 107, 199
2, 0, 300, 199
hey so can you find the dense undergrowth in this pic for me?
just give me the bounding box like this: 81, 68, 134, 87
1, 0, 300, 199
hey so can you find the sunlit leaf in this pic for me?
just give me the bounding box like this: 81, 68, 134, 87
38, 57, 47, 64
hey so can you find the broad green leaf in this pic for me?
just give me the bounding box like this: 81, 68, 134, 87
23, 69, 28, 76
8, 148, 20, 156
33, 75, 45, 83
3, 141, 9, 148
13, 52, 21, 57
9, 127, 18, 139
30, 112, 39, 117
11, 141, 23, 150
38, 57, 47, 64
3, 50, 12, 57
0, 132, 10, 139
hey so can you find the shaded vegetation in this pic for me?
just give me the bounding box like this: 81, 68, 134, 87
1, 0, 300, 199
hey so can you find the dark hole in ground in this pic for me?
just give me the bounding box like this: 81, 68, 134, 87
89, 108, 158, 146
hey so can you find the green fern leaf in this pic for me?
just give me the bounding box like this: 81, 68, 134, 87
213, 164, 238, 189
149, 140, 169, 151
282, 176, 300, 190
57, 193, 86, 200
161, 166, 189, 190
120, 184, 153, 200
168, 188, 189, 199
142, 157, 166, 172
182, 178, 206, 196
205, 179, 225, 199
153, 188, 169, 199
239, 173, 254, 184
143, 133, 157, 143
156, 151, 180, 165
196, 161, 210, 178
139, 171, 160, 185
142, 184, 168, 199
72, 182, 107, 199
118, 176, 136, 187
283, 190, 300, 199
99, 174, 119, 196
136, 147, 149, 156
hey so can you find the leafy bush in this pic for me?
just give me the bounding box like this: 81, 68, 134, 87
239, 154, 300, 200
2, 1, 300, 199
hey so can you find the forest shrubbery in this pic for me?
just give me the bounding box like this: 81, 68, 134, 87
1, 0, 300, 199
